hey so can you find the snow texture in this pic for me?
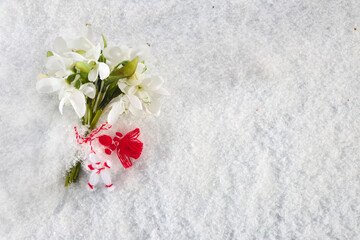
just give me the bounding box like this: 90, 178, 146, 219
1, 0, 360, 239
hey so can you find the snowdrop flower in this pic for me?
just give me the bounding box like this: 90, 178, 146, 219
106, 94, 143, 124
36, 74, 96, 118
118, 63, 169, 115
45, 53, 73, 78
53, 36, 110, 82
87, 60, 110, 82
58, 86, 87, 118
103, 44, 150, 70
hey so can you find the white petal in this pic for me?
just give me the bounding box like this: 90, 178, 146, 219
93, 44, 102, 61
130, 44, 150, 62
103, 46, 122, 61
59, 96, 67, 115
85, 26, 95, 45
88, 68, 98, 82
137, 91, 150, 102
117, 82, 128, 93
79, 83, 96, 99
141, 77, 152, 87
53, 37, 68, 53
127, 94, 142, 110
36, 73, 49, 81
127, 86, 137, 95
98, 62, 110, 80
36, 77, 64, 93
107, 102, 124, 124
127, 74, 142, 86
63, 52, 85, 61
69, 37, 93, 51
146, 98, 161, 115
45, 55, 65, 72
69, 89, 86, 118
129, 105, 144, 116
154, 87, 170, 96
136, 63, 146, 74
148, 76, 164, 90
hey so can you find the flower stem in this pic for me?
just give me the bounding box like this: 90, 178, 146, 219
65, 77, 106, 187
65, 108, 103, 187
90, 109, 103, 130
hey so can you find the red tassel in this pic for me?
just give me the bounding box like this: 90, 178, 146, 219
116, 128, 143, 168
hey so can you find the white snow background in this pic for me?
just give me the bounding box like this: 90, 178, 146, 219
0, 0, 360, 239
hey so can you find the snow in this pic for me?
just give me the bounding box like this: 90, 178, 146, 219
1, 0, 360, 239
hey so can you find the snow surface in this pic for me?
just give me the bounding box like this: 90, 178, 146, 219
1, 0, 360, 239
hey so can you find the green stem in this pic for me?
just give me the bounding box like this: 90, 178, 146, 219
73, 162, 81, 182
90, 109, 103, 130
86, 103, 91, 125
65, 80, 105, 187
65, 172, 70, 187
93, 81, 104, 113
69, 165, 77, 183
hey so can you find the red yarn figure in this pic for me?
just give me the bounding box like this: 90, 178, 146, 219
98, 128, 143, 168
74, 123, 143, 191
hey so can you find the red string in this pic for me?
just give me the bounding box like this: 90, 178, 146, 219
74, 122, 112, 153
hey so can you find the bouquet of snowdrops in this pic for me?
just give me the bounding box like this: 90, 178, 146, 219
36, 28, 168, 186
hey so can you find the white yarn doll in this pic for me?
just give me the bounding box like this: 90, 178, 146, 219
86, 133, 116, 192
86, 153, 115, 192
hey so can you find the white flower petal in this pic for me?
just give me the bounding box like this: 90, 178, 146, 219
141, 77, 152, 87
69, 89, 86, 118
154, 87, 170, 96
136, 63, 146, 74
127, 94, 143, 110
103, 46, 121, 60
127, 74, 142, 86
130, 44, 150, 62
148, 76, 164, 90
69, 37, 93, 51
146, 98, 161, 115
137, 91, 150, 102
59, 96, 67, 115
117, 82, 128, 93
36, 77, 64, 93
79, 83, 96, 99
129, 105, 144, 117
84, 26, 95, 45
93, 43, 102, 61
45, 55, 65, 73
53, 37, 68, 53
98, 62, 110, 80
127, 86, 137, 95
88, 68, 98, 82
107, 102, 124, 124
63, 52, 85, 61
86, 43, 101, 60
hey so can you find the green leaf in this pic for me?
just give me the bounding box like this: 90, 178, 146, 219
109, 56, 138, 79
99, 86, 122, 110
111, 61, 130, 73
65, 74, 77, 84
46, 51, 54, 57
75, 62, 91, 73
101, 34, 107, 48
79, 71, 89, 83
98, 54, 106, 63
74, 79, 81, 89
